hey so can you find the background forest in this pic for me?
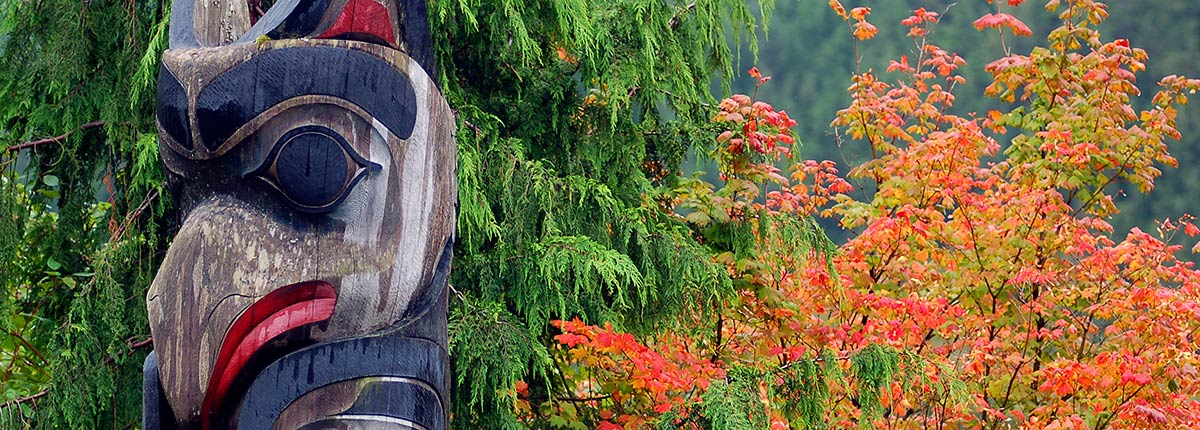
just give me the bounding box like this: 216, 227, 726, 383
3, 0, 1200, 430
727, 1, 1200, 243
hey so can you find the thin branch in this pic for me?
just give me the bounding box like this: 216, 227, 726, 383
6, 121, 106, 152
5, 329, 48, 367
111, 188, 161, 242
128, 337, 153, 350
556, 394, 612, 403
0, 390, 48, 409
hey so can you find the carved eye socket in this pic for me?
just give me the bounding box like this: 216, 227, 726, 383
249, 125, 380, 213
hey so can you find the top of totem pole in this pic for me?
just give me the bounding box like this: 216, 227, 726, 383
146, 0, 455, 428
169, 0, 436, 79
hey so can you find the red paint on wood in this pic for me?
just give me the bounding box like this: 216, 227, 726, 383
200, 281, 337, 429
317, 0, 397, 47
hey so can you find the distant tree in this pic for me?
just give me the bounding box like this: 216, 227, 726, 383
736, 0, 1200, 245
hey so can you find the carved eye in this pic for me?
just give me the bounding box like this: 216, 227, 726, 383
249, 125, 380, 213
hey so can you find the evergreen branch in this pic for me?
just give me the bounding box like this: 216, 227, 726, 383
0, 390, 48, 409
661, 89, 712, 108
6, 121, 106, 152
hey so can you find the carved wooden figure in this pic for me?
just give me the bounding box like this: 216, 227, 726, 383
143, 1, 454, 429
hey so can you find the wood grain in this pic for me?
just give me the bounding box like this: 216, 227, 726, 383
149, 40, 455, 427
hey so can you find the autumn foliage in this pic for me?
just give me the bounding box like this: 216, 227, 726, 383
527, 1, 1200, 429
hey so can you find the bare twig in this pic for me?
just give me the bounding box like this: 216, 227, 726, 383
0, 390, 48, 409
555, 394, 612, 403
129, 337, 154, 349
111, 188, 161, 242
6, 121, 106, 153
4, 329, 48, 367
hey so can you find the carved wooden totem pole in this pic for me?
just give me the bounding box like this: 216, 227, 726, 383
142, 0, 455, 428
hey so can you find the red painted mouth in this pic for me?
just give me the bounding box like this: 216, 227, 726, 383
200, 280, 337, 429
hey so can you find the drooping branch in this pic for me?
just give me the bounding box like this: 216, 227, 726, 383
0, 389, 48, 409
5, 120, 106, 152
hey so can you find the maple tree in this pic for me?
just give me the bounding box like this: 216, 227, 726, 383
528, 1, 1200, 429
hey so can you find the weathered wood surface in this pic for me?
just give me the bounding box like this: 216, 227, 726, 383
147, 1, 453, 428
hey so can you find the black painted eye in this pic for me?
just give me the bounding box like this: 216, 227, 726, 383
249, 126, 380, 213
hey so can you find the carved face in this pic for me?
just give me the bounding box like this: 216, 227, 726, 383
147, 1, 454, 428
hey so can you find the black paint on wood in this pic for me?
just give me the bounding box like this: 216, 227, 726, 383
248, 125, 382, 213
156, 64, 192, 150
237, 335, 447, 430
339, 379, 443, 424
236, 0, 332, 44
274, 129, 351, 207
196, 46, 417, 151
400, 0, 437, 83
143, 352, 178, 430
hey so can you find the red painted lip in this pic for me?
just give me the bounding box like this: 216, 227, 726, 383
200, 280, 337, 429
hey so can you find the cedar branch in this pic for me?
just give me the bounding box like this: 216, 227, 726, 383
5, 121, 107, 152
0, 390, 48, 409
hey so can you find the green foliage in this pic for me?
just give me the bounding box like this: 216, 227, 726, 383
700, 367, 771, 430
850, 344, 899, 430
30, 239, 155, 429
433, 1, 778, 426
450, 295, 552, 430
779, 351, 836, 430
0, 0, 169, 427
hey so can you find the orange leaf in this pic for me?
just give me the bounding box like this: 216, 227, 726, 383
887, 55, 913, 73
1185, 222, 1199, 237
829, 0, 848, 20
853, 21, 878, 40
972, 13, 1033, 37
850, 6, 871, 21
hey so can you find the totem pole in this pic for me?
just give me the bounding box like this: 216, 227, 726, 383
142, 0, 455, 428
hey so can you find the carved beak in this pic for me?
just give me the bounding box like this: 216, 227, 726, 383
200, 281, 338, 428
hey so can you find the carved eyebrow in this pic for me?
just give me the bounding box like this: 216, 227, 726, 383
156, 64, 192, 150
194, 46, 417, 152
